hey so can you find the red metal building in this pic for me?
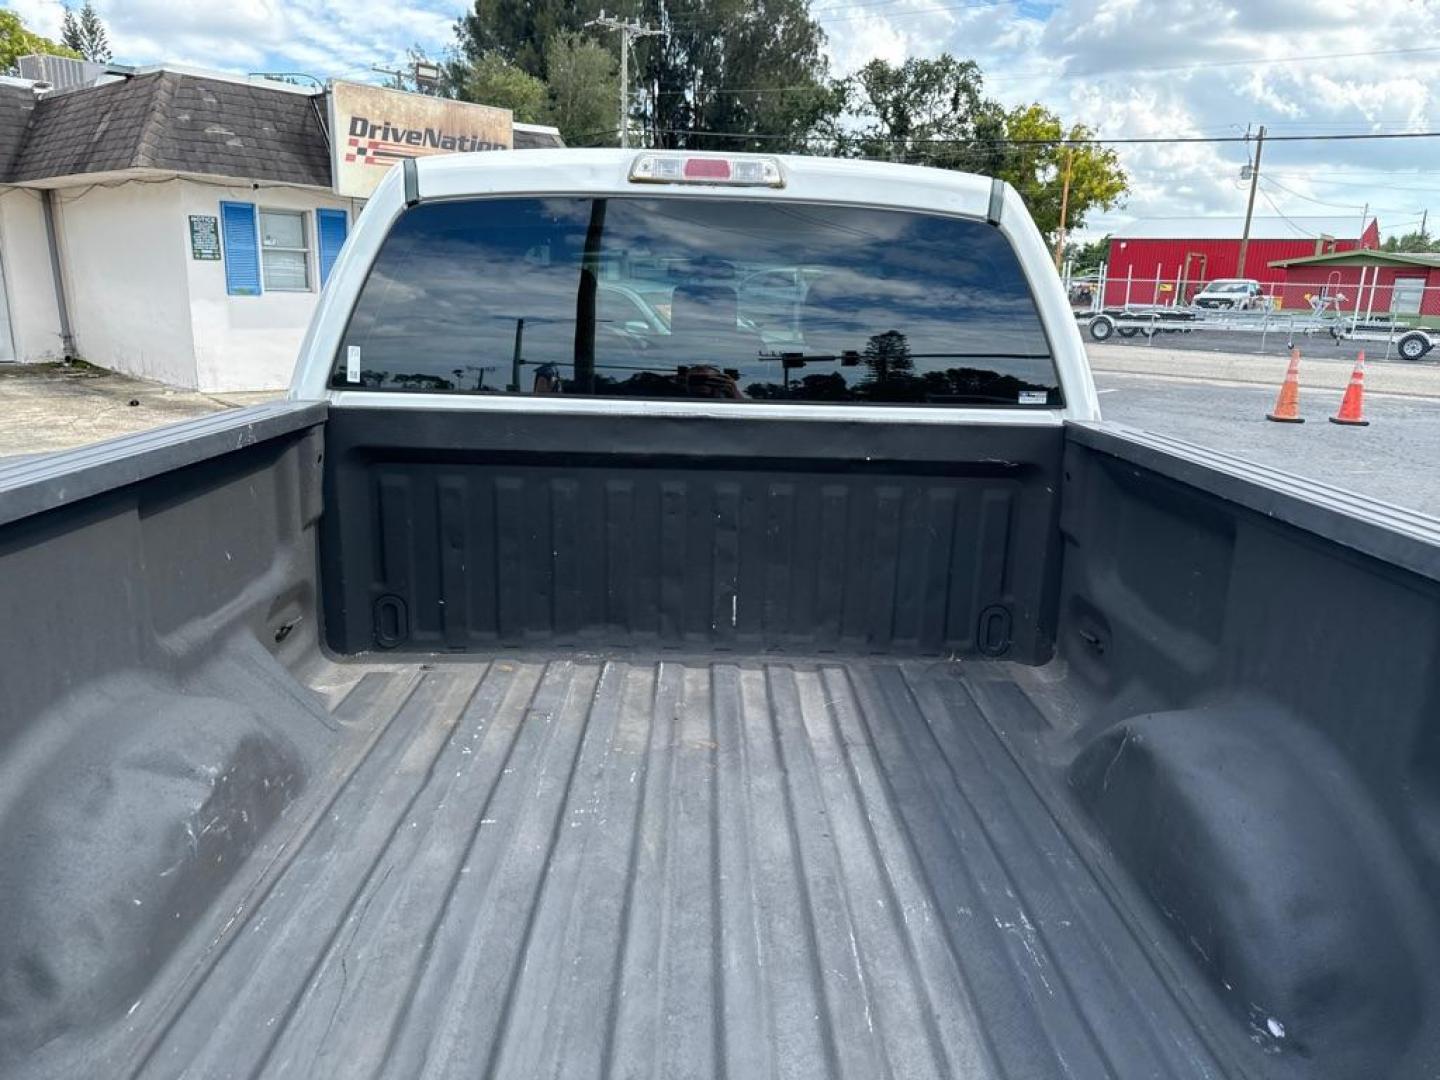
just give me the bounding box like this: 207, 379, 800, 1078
1268, 250, 1440, 322
1103, 215, 1379, 308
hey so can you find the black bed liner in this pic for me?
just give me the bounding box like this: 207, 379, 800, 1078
125, 655, 1225, 1079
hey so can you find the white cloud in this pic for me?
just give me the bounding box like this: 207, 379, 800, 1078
818, 0, 1440, 238
5, 0, 458, 80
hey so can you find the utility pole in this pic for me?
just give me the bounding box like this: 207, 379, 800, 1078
1236, 124, 1265, 279
1052, 145, 1074, 271
1421, 208, 1428, 242
586, 11, 664, 149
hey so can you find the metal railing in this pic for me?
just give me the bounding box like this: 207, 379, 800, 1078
1062, 262, 1440, 360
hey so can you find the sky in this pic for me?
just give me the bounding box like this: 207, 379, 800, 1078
7, 0, 1440, 240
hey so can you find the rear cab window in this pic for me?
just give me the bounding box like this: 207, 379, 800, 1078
331, 196, 1061, 408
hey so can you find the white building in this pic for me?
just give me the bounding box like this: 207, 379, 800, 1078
0, 64, 562, 390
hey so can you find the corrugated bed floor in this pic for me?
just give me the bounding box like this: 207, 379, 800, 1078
128, 658, 1227, 1080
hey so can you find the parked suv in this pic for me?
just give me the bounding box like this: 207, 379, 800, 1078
1194, 277, 1265, 309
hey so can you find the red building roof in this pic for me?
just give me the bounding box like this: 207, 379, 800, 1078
1111, 215, 1374, 243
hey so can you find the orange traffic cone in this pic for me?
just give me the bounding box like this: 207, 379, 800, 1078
1267, 348, 1305, 423
1330, 351, 1370, 427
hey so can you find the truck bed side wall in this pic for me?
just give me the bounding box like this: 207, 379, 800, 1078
0, 409, 328, 733
1059, 424, 1440, 852
0, 407, 337, 1070
1058, 424, 1440, 1077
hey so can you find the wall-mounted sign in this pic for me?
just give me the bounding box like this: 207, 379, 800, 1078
189, 214, 221, 260
328, 81, 513, 199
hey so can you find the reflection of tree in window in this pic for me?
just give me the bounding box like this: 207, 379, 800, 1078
862, 330, 913, 384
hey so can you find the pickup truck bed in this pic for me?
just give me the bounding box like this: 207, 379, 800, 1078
122, 654, 1219, 1079
8, 401, 1440, 1080
9, 151, 1440, 1079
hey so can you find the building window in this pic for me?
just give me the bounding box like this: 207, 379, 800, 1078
259, 209, 311, 291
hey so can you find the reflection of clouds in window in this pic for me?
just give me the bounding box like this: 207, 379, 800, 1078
537, 198, 595, 223
332, 196, 1058, 405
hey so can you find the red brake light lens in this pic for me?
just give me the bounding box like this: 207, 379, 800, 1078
683, 157, 731, 179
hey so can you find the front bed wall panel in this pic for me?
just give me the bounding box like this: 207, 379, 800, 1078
320, 409, 1065, 661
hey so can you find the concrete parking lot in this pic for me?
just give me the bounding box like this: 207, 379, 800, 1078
1086, 341, 1440, 395
0, 363, 280, 459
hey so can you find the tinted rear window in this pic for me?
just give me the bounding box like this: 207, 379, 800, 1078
331, 196, 1060, 407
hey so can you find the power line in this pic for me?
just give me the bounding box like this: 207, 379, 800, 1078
1246, 188, 1426, 237
640, 126, 1440, 147
1260, 174, 1423, 216
1260, 175, 1363, 209
1256, 187, 1325, 237
1264, 175, 1440, 196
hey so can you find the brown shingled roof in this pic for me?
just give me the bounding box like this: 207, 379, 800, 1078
9, 71, 332, 185
0, 83, 38, 180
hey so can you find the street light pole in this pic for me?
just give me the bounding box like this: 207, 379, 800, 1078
1236, 124, 1266, 279
586, 11, 664, 149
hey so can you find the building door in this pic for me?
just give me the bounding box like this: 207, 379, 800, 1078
1393, 276, 1424, 317
0, 245, 15, 363
1181, 251, 1208, 303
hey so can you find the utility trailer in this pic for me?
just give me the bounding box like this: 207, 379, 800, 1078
1326, 319, 1436, 361
1083, 301, 1436, 357
1083, 306, 1201, 341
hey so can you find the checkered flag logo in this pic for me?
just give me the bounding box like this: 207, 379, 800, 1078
344, 136, 414, 168
344, 137, 378, 165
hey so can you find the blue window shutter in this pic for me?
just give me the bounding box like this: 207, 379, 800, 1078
316, 208, 349, 287
220, 201, 261, 296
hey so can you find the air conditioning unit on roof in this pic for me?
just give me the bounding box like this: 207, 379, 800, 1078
16, 54, 108, 92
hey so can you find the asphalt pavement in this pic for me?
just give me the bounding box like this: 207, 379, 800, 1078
1094, 370, 1440, 517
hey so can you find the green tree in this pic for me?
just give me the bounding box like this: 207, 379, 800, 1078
1064, 234, 1111, 272
60, 1, 110, 63
995, 104, 1127, 241
1381, 229, 1439, 253
544, 31, 617, 145
845, 55, 1004, 167
453, 0, 608, 80
0, 10, 80, 74
459, 52, 549, 122
636, 0, 839, 153
841, 56, 1126, 242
